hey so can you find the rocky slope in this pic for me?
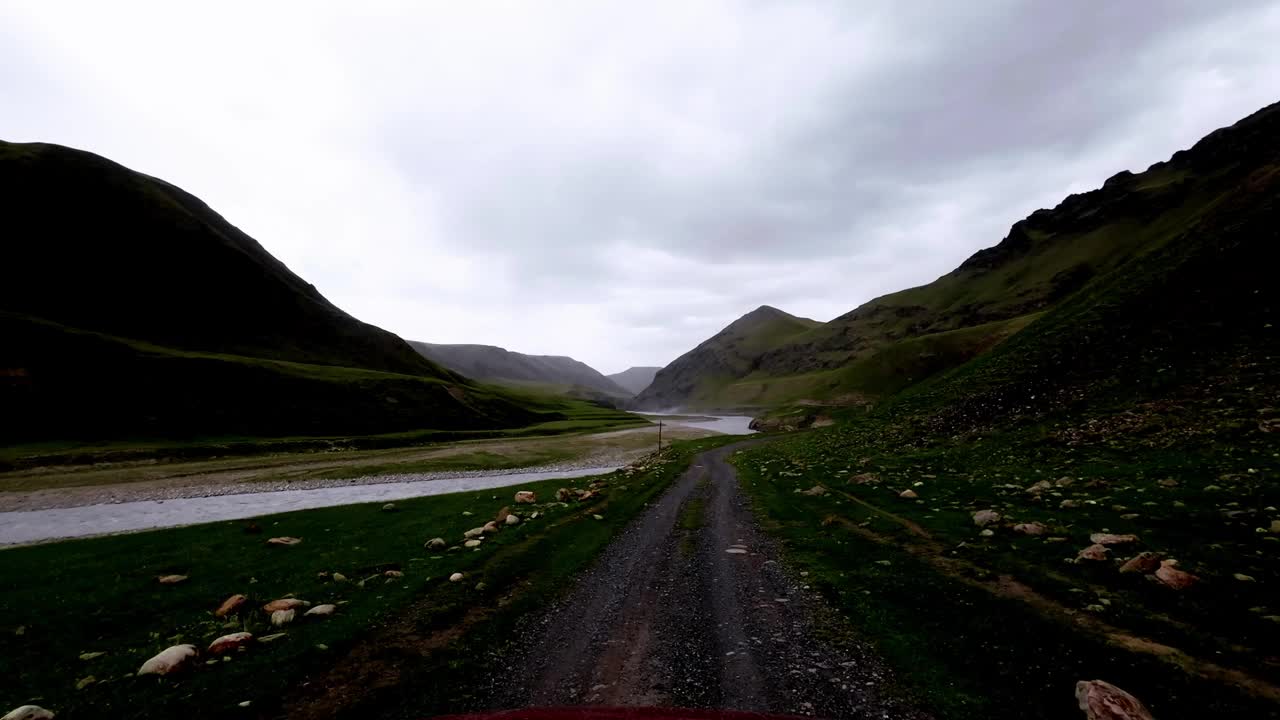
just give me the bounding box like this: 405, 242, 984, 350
640, 100, 1280, 412
409, 342, 631, 400
0, 141, 543, 441
606, 366, 662, 395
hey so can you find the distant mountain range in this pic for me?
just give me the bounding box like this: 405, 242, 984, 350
606, 366, 662, 395
635, 100, 1280, 416
409, 342, 632, 404
0, 141, 552, 441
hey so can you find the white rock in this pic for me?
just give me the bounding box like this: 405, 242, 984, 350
514, 490, 537, 504
2, 706, 55, 720
464, 539, 482, 548
138, 644, 197, 676
449, 572, 464, 582
506, 514, 521, 526
463, 527, 486, 539
266, 536, 302, 546
271, 609, 296, 627
426, 537, 447, 550
305, 604, 337, 617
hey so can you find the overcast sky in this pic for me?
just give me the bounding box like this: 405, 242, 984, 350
3, 1, 1279, 374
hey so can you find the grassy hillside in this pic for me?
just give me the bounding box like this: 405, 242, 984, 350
644, 100, 1280, 412
0, 140, 564, 442
409, 342, 631, 400
632, 305, 822, 409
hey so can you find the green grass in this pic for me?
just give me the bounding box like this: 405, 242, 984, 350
0, 436, 740, 719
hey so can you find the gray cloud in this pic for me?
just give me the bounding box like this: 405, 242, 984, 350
2, 1, 1278, 373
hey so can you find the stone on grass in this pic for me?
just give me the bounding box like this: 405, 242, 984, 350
1025, 480, 1053, 494
899, 489, 918, 499
463, 527, 486, 539
263, 598, 307, 613
2, 706, 55, 720
506, 514, 521, 526
1014, 522, 1047, 536
514, 490, 537, 504
973, 510, 1001, 527
979, 529, 995, 537
494, 506, 511, 523
267, 537, 302, 546
333, 573, 348, 583
382, 503, 397, 512
1090, 533, 1138, 546
215, 594, 247, 617
1154, 560, 1199, 590
208, 632, 254, 655
801, 485, 828, 497
257, 633, 287, 643
1060, 500, 1080, 509
449, 572, 464, 582
556, 488, 572, 502
1271, 519, 1280, 534
384, 570, 404, 578
1077, 544, 1110, 562
138, 644, 197, 676
1119, 552, 1161, 574
271, 609, 296, 627
426, 538, 447, 550
482, 521, 500, 533
849, 473, 880, 485
157, 574, 188, 585
1234, 573, 1256, 582
464, 539, 482, 548
305, 604, 337, 617
1075, 679, 1154, 720
79, 652, 105, 661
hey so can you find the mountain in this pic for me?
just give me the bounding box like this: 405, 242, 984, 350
632, 306, 822, 409
0, 140, 544, 441
607, 366, 662, 395
409, 342, 632, 401
640, 100, 1280, 412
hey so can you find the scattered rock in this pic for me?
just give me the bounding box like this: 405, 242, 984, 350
514, 490, 537, 504
1014, 522, 1047, 536
1157, 478, 1179, 488
1119, 552, 1161, 574
973, 510, 1001, 527
979, 529, 995, 537
157, 574, 188, 585
449, 572, 464, 582
801, 485, 828, 497
556, 488, 572, 502
464, 539, 482, 548
1075, 679, 1154, 720
271, 609, 296, 627
593, 514, 605, 520
848, 473, 880, 485
2, 706, 55, 720
1203, 484, 1223, 492
257, 633, 287, 643
384, 569, 404, 578
215, 594, 247, 617
1271, 519, 1280, 534
482, 521, 500, 533
463, 527, 486, 539
1077, 544, 1110, 561
1233, 573, 1256, 582
1060, 499, 1080, 509
381, 503, 397, 512
505, 514, 521, 526
1154, 560, 1199, 590
494, 506, 512, 524
899, 489, 918, 499
426, 538, 447, 550
266, 537, 302, 546
208, 632, 254, 655
263, 598, 307, 613
1025, 480, 1053, 494
79, 651, 105, 661
1090, 533, 1138, 546
332, 573, 348, 583
305, 604, 336, 617
138, 644, 197, 676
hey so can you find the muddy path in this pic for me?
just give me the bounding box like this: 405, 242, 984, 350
465, 441, 929, 718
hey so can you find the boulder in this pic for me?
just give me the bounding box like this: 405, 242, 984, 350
555, 488, 572, 502
266, 537, 302, 546
157, 574, 188, 585
1014, 522, 1047, 536
514, 490, 537, 504
1090, 533, 1138, 546
973, 510, 1001, 527
449, 572, 464, 582
482, 522, 500, 533
214, 594, 247, 617
271, 609, 296, 627
505, 514, 521, 526
208, 632, 254, 655
2, 706, 55, 720
1025, 480, 1053, 494
426, 538, 447, 550
305, 604, 336, 617
1077, 544, 1110, 561
1154, 560, 1199, 590
899, 489, 918, 499
801, 485, 828, 497
1075, 679, 1154, 720
263, 598, 307, 613
138, 644, 197, 676
464, 539, 482, 548
1119, 552, 1161, 574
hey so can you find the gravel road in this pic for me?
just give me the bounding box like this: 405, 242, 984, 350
468, 441, 930, 719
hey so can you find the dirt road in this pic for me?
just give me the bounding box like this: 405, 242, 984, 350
468, 441, 929, 719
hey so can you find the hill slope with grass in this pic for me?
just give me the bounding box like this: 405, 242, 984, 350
641, 100, 1280, 413
607, 366, 662, 395
409, 342, 632, 401
0, 140, 549, 441
632, 305, 822, 410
